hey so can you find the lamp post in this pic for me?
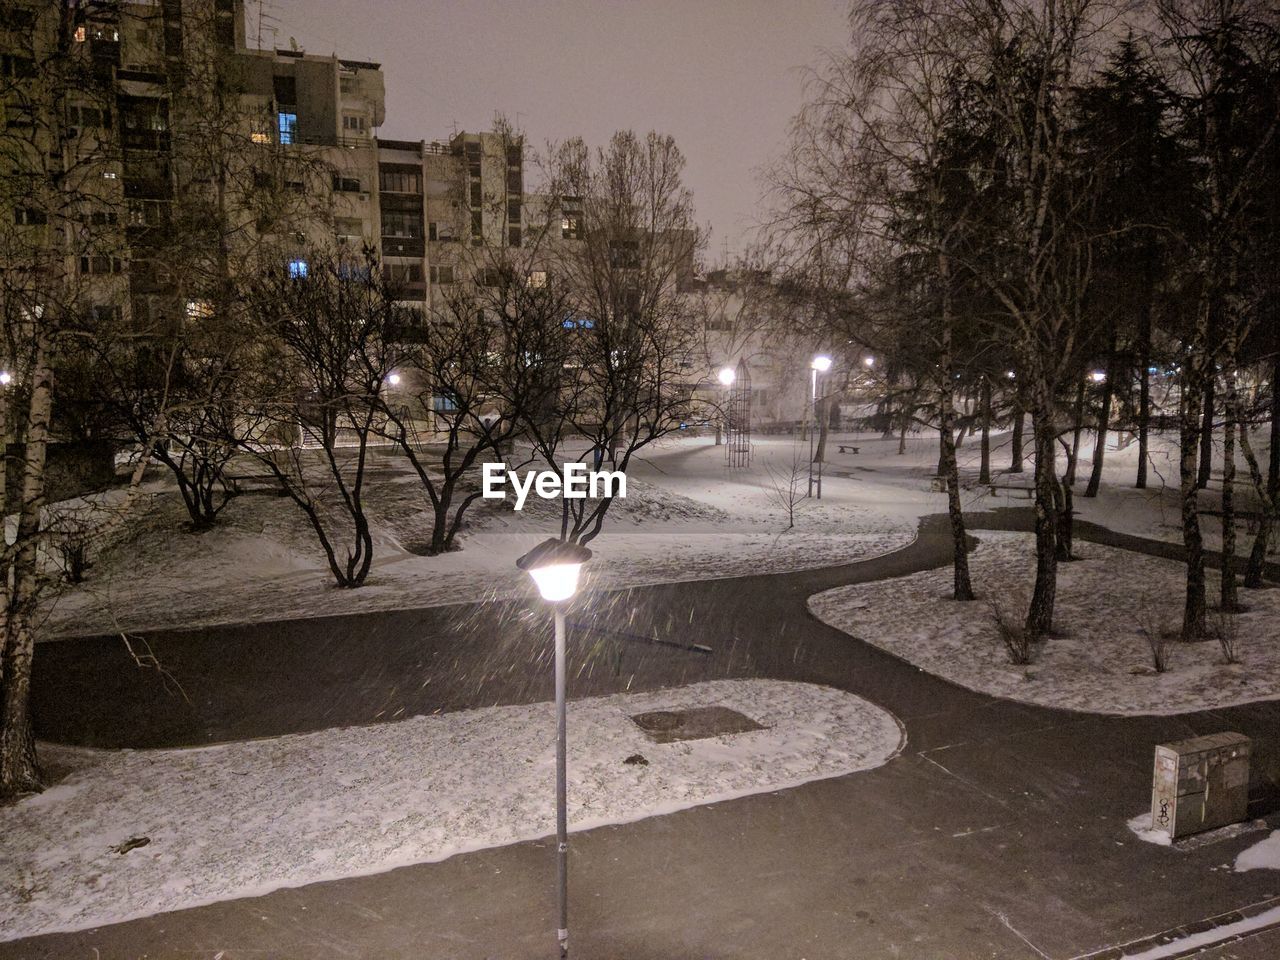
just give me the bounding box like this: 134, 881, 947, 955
809, 354, 832, 498
716, 365, 736, 446
517, 537, 592, 960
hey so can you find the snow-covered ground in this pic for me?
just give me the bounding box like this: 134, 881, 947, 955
809, 532, 1280, 715
45, 437, 920, 637
0, 679, 903, 941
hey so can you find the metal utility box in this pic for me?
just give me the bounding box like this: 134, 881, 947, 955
1151, 732, 1251, 840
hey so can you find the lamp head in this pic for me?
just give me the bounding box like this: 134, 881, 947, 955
387, 372, 402, 386
862, 356, 875, 368
811, 355, 833, 373
717, 366, 736, 387
517, 538, 593, 603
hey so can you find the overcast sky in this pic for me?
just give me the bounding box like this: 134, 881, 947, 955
266, 0, 850, 261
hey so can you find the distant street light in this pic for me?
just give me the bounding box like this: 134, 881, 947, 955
863, 355, 875, 368
387, 372, 402, 386
811, 354, 833, 373
516, 537, 593, 959
1089, 370, 1106, 384
0, 372, 10, 386
715, 366, 736, 446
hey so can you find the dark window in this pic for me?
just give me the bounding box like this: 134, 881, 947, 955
332, 175, 362, 192
507, 198, 521, 222
14, 208, 46, 226
429, 264, 455, 284
470, 210, 482, 239
379, 166, 421, 193
469, 182, 482, 206
380, 210, 421, 238
508, 226, 521, 248
78, 254, 123, 274
273, 74, 296, 105
427, 221, 437, 241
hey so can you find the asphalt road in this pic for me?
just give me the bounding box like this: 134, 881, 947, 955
9, 508, 1280, 959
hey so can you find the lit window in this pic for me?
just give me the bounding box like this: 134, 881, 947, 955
529, 271, 547, 288
74, 26, 86, 42
278, 112, 297, 145
288, 258, 308, 279
103, 171, 118, 179
185, 300, 214, 320
251, 130, 271, 144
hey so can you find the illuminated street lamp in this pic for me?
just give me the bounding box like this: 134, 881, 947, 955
863, 355, 875, 368
387, 372, 402, 386
516, 537, 593, 959
716, 366, 736, 445
0, 372, 10, 386
1089, 370, 1106, 384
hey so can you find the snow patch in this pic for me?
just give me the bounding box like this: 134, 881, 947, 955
0, 678, 903, 941
1235, 830, 1280, 872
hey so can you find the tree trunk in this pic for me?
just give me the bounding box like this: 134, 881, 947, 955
1136, 253, 1154, 489
978, 377, 992, 486
938, 252, 972, 602
1067, 379, 1085, 487
814, 395, 831, 464
1026, 406, 1058, 641
1084, 340, 1116, 498
1009, 403, 1025, 473
1241, 420, 1275, 589
1197, 375, 1215, 490
1180, 350, 1207, 640
0, 342, 53, 797
1220, 363, 1239, 611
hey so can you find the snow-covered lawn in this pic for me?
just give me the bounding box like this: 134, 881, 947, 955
0, 679, 903, 941
809, 532, 1280, 715
45, 437, 918, 637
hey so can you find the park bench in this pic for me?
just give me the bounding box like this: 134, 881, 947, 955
837, 444, 860, 455
988, 482, 1036, 499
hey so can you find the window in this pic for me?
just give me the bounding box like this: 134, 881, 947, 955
92, 305, 121, 324
507, 198, 521, 222
278, 112, 297, 145
378, 168, 421, 194
14, 208, 46, 226
332, 174, 362, 193
103, 170, 118, 179
78, 254, 123, 275
427, 221, 437, 241
529, 270, 547, 288
561, 214, 581, 240
273, 75, 296, 105
384, 263, 423, 284
285, 179, 305, 194
508, 226, 521, 248
429, 264, 454, 285
339, 77, 357, 95
470, 210, 482, 240
88, 210, 117, 226
342, 114, 366, 134
251, 129, 271, 144
469, 182, 482, 206
288, 258, 308, 279
74, 25, 87, 42
185, 299, 214, 320
380, 211, 421, 238
336, 217, 364, 242
432, 392, 459, 413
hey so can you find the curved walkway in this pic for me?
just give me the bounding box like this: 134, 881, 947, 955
12, 509, 1280, 960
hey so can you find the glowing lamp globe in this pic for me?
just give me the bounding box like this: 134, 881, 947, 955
717, 366, 736, 387
0, 372, 10, 385
863, 356, 875, 368
811, 355, 833, 373
517, 538, 593, 603
388, 373, 402, 386
1089, 371, 1106, 383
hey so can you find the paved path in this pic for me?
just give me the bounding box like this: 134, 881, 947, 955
8, 509, 1280, 959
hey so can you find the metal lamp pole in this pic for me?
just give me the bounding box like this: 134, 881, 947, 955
516, 538, 592, 960
553, 604, 568, 958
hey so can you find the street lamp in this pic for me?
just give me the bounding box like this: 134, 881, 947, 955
809, 355, 832, 498
863, 355, 875, 369
387, 372, 402, 386
516, 537, 592, 959
0, 372, 10, 386
716, 366, 736, 446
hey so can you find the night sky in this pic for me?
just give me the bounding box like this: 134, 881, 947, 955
266, 0, 850, 259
